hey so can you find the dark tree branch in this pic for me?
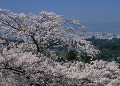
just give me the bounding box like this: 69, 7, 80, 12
30, 35, 40, 52
0, 12, 22, 30
0, 19, 21, 31
79, 78, 94, 85
0, 66, 25, 74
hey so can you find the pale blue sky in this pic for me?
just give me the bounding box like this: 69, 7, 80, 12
0, 0, 120, 32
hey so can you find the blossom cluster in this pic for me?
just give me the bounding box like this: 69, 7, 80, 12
0, 47, 119, 86
0, 9, 98, 57
0, 9, 119, 86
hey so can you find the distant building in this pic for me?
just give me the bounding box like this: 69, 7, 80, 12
78, 31, 120, 39
116, 57, 120, 60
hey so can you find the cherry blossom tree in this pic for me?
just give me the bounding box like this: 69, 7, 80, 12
0, 9, 98, 58
0, 9, 120, 86
0, 48, 120, 86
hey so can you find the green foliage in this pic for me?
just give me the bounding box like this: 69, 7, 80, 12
60, 50, 77, 61
116, 60, 120, 64
87, 38, 120, 62
80, 52, 92, 63
47, 45, 77, 62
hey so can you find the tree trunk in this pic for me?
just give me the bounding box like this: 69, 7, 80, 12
30, 35, 40, 52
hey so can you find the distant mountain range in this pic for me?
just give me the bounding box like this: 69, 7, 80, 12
83, 23, 120, 32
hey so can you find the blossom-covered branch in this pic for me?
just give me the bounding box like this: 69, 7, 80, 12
0, 9, 98, 57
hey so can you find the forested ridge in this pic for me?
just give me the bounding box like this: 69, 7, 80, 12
87, 37, 120, 63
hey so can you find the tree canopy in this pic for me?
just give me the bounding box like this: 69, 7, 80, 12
0, 9, 120, 86
0, 9, 98, 58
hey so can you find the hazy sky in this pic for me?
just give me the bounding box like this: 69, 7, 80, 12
0, 0, 120, 31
